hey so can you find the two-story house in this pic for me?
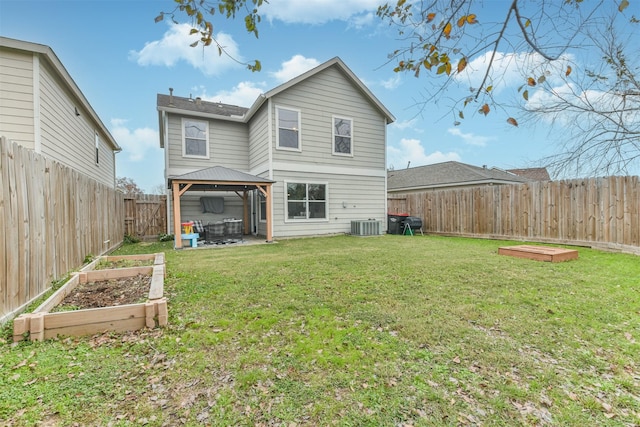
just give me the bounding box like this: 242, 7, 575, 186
158, 57, 395, 246
0, 37, 121, 188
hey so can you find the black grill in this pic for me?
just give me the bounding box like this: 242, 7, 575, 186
403, 216, 423, 229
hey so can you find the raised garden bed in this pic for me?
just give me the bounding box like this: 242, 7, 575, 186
13, 253, 167, 342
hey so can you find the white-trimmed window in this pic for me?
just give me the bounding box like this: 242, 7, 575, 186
332, 116, 353, 156
286, 182, 327, 220
276, 106, 301, 151
94, 132, 100, 165
182, 118, 209, 158
259, 192, 267, 222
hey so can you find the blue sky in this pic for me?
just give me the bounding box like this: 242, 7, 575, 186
1, 0, 637, 192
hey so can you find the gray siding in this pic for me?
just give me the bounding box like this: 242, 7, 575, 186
248, 103, 269, 174
270, 170, 386, 238
168, 191, 245, 233
0, 46, 116, 188
270, 66, 386, 170
38, 61, 115, 188
0, 48, 35, 148
166, 114, 250, 176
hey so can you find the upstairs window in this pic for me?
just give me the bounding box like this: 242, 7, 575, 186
277, 107, 301, 151
333, 116, 353, 156
286, 182, 327, 220
183, 119, 209, 158
94, 132, 100, 165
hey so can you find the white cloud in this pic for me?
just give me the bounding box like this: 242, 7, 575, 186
381, 74, 402, 90
129, 23, 243, 76
447, 128, 493, 147
388, 138, 460, 169
390, 118, 420, 131
260, 0, 380, 25
110, 119, 160, 162
455, 51, 574, 93
197, 81, 268, 108
271, 55, 321, 83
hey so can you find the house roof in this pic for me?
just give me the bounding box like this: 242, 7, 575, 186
156, 93, 249, 118
387, 161, 532, 191
157, 57, 395, 145
507, 167, 551, 181
0, 37, 121, 152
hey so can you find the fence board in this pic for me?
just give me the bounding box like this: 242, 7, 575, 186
388, 176, 639, 253
0, 138, 124, 323
123, 194, 167, 239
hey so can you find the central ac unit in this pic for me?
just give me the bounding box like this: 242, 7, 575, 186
351, 220, 381, 236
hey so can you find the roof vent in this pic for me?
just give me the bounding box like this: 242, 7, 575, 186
195, 97, 202, 106
168, 87, 174, 106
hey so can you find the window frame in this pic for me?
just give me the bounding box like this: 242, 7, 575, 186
182, 118, 210, 159
94, 132, 100, 165
284, 181, 329, 222
332, 115, 353, 157
276, 106, 302, 152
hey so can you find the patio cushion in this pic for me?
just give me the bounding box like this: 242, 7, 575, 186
192, 220, 205, 234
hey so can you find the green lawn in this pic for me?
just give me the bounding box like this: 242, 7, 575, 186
1, 235, 639, 426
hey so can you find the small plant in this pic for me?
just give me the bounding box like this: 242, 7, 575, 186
123, 233, 141, 244
158, 233, 174, 242
83, 254, 94, 264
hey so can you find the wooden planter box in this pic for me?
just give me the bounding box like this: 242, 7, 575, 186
13, 253, 167, 342
498, 245, 578, 262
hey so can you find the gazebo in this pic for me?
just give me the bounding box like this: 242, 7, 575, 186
168, 166, 274, 248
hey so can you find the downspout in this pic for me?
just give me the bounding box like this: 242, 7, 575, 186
267, 98, 274, 239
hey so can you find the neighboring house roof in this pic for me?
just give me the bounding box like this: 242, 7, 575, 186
157, 57, 395, 148
507, 167, 551, 181
0, 36, 121, 152
387, 161, 532, 192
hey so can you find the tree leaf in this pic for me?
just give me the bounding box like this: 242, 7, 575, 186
189, 40, 199, 47
426, 12, 436, 23
619, 0, 629, 12
457, 57, 467, 73
154, 13, 164, 23
443, 22, 452, 39
527, 77, 536, 86
507, 117, 518, 127
537, 75, 546, 84
466, 14, 477, 24
523, 90, 529, 101
457, 16, 466, 27
525, 19, 531, 28
459, 111, 464, 119
479, 104, 490, 116
565, 65, 572, 77
486, 85, 493, 93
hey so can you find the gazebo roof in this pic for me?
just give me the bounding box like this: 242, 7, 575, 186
168, 166, 274, 191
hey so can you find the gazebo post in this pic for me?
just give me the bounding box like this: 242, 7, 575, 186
172, 181, 182, 249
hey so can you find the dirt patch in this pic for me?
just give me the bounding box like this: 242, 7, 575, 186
53, 274, 151, 312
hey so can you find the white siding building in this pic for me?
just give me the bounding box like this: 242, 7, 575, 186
0, 37, 120, 188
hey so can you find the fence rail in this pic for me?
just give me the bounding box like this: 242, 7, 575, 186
388, 176, 640, 253
1, 137, 124, 323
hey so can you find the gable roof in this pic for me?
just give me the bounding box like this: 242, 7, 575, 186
387, 161, 531, 191
246, 57, 395, 123
507, 167, 551, 181
0, 37, 121, 152
156, 57, 395, 131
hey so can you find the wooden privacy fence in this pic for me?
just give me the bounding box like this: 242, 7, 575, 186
388, 176, 640, 252
1, 137, 124, 323
124, 194, 166, 239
